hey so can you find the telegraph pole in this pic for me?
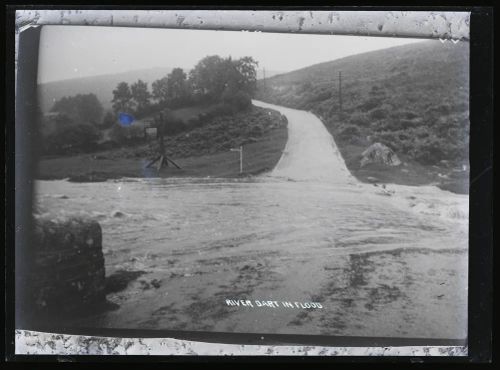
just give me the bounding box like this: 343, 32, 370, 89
338, 71, 342, 114
263, 67, 266, 92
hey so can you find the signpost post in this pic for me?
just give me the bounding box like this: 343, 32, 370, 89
145, 111, 181, 171
230, 146, 243, 174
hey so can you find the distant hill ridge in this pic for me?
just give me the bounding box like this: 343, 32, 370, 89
38, 66, 285, 113
38, 66, 174, 113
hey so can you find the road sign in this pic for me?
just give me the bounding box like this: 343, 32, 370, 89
145, 127, 157, 138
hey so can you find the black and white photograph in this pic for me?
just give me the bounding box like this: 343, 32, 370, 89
11, 9, 477, 356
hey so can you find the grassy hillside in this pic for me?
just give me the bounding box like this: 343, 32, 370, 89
38, 67, 173, 113
256, 40, 469, 193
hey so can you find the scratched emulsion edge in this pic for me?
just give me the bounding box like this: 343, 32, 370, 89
14, 10, 469, 39
13, 9, 469, 356
15, 330, 468, 356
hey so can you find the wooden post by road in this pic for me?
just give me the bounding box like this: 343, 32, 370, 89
230, 146, 243, 174
240, 146, 243, 173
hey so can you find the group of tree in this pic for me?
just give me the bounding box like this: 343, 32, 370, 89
112, 79, 152, 117
41, 93, 104, 154
50, 93, 104, 125
111, 56, 259, 118
40, 55, 259, 155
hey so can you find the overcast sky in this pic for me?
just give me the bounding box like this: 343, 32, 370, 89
38, 25, 423, 84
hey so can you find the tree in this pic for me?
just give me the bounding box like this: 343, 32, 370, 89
50, 93, 103, 125
130, 79, 152, 116
188, 55, 228, 100
166, 68, 189, 101
233, 56, 259, 95
112, 82, 134, 114
188, 55, 259, 103
101, 111, 116, 129
152, 76, 169, 106
44, 118, 100, 154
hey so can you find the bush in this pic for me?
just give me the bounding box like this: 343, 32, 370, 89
109, 123, 144, 144
369, 106, 389, 120
411, 137, 447, 165
377, 117, 415, 131
44, 123, 100, 154
338, 124, 361, 143
348, 112, 370, 127
370, 131, 399, 149
100, 111, 116, 129
186, 117, 202, 130
307, 89, 332, 103
359, 97, 383, 111
163, 118, 185, 136
221, 89, 252, 111
400, 110, 419, 120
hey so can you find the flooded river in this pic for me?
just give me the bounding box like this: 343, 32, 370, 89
34, 101, 469, 339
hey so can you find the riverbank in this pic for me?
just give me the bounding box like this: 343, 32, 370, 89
37, 126, 288, 181
36, 106, 288, 181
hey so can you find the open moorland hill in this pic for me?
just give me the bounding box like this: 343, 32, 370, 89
257, 40, 469, 193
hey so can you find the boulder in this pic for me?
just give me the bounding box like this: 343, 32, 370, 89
28, 215, 106, 317
360, 142, 401, 168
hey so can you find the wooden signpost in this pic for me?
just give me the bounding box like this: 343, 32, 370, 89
145, 111, 182, 172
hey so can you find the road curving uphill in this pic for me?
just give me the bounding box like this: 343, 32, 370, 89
253, 100, 355, 184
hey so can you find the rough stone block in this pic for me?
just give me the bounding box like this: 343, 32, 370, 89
28, 215, 106, 316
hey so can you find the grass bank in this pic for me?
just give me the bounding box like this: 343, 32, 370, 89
36, 106, 288, 181
334, 138, 469, 194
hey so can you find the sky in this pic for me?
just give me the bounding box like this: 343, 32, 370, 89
37, 25, 424, 84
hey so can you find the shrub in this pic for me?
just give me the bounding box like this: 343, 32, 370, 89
100, 111, 116, 129
44, 122, 100, 154
248, 125, 264, 137
221, 88, 252, 112
338, 124, 361, 143
370, 131, 398, 148
307, 89, 332, 103
163, 118, 185, 136
400, 110, 419, 120
298, 81, 313, 93
411, 137, 447, 165
109, 123, 144, 144
186, 117, 202, 129
369, 85, 387, 97
369, 106, 389, 120
348, 112, 370, 127
359, 97, 383, 111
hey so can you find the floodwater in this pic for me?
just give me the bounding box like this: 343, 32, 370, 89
34, 101, 469, 339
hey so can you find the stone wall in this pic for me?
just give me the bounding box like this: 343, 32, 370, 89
28, 216, 106, 317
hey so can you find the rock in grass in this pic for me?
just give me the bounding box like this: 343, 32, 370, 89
360, 142, 402, 168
